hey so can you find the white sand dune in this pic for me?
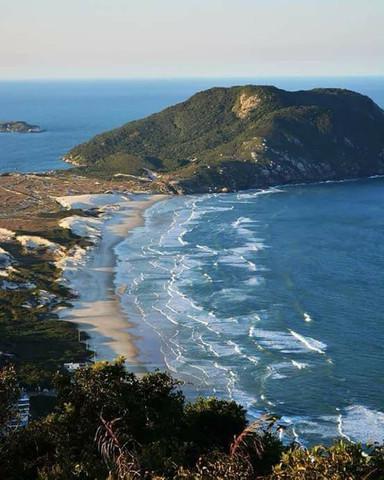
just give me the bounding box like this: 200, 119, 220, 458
17, 235, 65, 257
0, 227, 16, 242
56, 193, 130, 210
59, 216, 103, 241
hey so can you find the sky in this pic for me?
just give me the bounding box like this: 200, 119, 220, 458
0, 0, 383, 79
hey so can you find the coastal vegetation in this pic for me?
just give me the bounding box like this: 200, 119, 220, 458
66, 85, 384, 193
1, 358, 384, 479
0, 228, 91, 387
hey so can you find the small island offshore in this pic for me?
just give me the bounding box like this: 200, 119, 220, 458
0, 121, 43, 133
1, 86, 384, 479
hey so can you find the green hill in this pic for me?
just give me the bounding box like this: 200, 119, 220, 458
65, 85, 384, 193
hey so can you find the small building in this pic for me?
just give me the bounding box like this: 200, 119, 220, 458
9, 392, 30, 429
63, 362, 88, 372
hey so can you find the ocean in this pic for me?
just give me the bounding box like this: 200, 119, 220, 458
116, 178, 384, 445
2, 77, 384, 445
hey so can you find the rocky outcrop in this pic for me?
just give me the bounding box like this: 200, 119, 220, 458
0, 121, 43, 133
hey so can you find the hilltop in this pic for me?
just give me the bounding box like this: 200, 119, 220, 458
65, 85, 384, 193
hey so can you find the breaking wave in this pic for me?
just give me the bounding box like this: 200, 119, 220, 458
114, 181, 384, 445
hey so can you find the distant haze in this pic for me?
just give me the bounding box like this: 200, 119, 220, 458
1, 0, 383, 79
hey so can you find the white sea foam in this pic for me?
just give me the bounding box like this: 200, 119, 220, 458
260, 394, 276, 407
237, 187, 284, 200
219, 253, 257, 271
250, 328, 302, 352
196, 244, 218, 255
231, 216, 257, 228
288, 330, 326, 355
245, 276, 264, 286
178, 229, 188, 246
291, 360, 309, 370
227, 340, 260, 365
265, 362, 294, 380
211, 288, 251, 304
339, 405, 384, 444
231, 242, 266, 255
249, 328, 327, 355
152, 305, 179, 325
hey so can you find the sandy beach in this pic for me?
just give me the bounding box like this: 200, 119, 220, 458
58, 193, 168, 364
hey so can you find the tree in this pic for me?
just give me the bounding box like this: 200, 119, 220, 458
184, 397, 247, 462
50, 359, 186, 477
0, 364, 20, 432
0, 359, 282, 479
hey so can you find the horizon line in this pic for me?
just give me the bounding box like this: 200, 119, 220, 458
0, 74, 384, 82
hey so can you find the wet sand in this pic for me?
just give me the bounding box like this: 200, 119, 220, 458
58, 193, 168, 363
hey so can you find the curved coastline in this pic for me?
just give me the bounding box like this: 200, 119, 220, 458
57, 175, 384, 370
58, 193, 168, 365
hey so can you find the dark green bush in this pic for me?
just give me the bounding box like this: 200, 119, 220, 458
184, 396, 246, 462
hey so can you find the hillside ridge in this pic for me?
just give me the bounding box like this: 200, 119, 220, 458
65, 85, 384, 193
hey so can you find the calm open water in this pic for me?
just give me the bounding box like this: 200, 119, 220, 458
1, 77, 384, 444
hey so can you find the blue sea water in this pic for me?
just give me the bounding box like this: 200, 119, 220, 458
2, 77, 384, 444
117, 178, 384, 446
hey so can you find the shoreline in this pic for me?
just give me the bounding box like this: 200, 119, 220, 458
58, 193, 168, 365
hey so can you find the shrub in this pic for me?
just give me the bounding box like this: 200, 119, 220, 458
230, 415, 284, 476
184, 397, 246, 460
0, 364, 19, 431
270, 441, 373, 480
175, 453, 252, 480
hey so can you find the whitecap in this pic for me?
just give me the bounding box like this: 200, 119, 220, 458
196, 244, 219, 255
291, 360, 309, 370
339, 405, 384, 444
231, 216, 257, 228
288, 330, 326, 355
245, 276, 264, 286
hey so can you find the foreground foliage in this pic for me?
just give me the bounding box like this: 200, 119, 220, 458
1, 360, 384, 479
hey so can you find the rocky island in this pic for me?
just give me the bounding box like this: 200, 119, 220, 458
65, 85, 384, 193
0, 121, 43, 133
